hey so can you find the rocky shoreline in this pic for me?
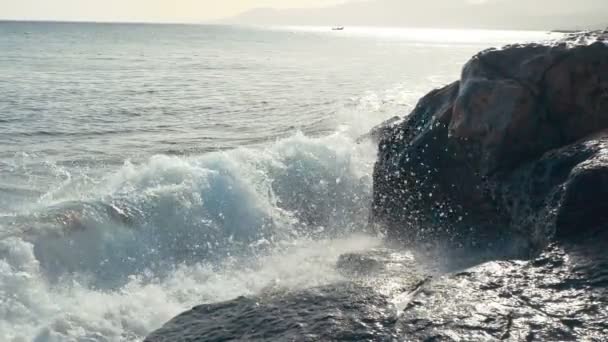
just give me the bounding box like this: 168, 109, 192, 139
146, 31, 608, 341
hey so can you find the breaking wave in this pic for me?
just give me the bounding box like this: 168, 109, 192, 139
0, 108, 395, 340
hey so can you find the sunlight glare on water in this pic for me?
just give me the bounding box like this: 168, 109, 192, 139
276, 25, 560, 44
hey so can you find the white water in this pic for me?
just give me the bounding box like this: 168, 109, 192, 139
0, 234, 381, 341
0, 100, 394, 342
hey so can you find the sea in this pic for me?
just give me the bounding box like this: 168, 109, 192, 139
0, 22, 554, 341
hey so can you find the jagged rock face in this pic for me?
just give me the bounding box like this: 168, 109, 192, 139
372, 37, 608, 249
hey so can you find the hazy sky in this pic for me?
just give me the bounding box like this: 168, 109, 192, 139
1, 0, 606, 29
0, 0, 348, 22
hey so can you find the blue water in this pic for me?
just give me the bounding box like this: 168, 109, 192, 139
0, 22, 553, 341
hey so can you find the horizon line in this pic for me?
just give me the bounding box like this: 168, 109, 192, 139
0, 19, 569, 32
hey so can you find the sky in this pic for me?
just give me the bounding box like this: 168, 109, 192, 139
231, 0, 607, 30
0, 0, 348, 22
0, 0, 606, 29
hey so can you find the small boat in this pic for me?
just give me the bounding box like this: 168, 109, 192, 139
332, 26, 344, 31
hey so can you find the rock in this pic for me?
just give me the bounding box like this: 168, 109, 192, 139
398, 231, 608, 341
372, 36, 608, 250
495, 131, 608, 247
336, 253, 384, 276
453, 39, 608, 171
145, 233, 608, 341
372, 80, 510, 250
145, 284, 402, 342
145, 248, 427, 342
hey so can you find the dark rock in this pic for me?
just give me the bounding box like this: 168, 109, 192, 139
145, 233, 608, 341
453, 39, 608, 172
496, 132, 608, 247
372, 36, 608, 249
398, 231, 608, 341
363, 34, 608, 340
145, 248, 427, 342
145, 284, 401, 342
336, 253, 384, 276
372, 80, 510, 250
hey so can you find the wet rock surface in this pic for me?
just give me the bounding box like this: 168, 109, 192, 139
366, 31, 608, 341
496, 132, 608, 247
400, 231, 608, 341
372, 33, 608, 249
146, 232, 608, 341
145, 248, 428, 342
145, 283, 402, 342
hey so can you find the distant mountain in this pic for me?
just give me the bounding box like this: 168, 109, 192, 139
229, 0, 607, 30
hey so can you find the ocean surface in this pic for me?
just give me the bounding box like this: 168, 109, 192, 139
0, 22, 554, 341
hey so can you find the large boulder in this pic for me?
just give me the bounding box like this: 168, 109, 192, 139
452, 41, 608, 172
372, 33, 608, 250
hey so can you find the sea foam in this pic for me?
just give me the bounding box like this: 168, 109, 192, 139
0, 127, 382, 341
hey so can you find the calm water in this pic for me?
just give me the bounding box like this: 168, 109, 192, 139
0, 22, 552, 341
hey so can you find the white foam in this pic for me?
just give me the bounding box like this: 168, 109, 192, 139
0, 137, 380, 340
0, 233, 381, 341
0, 86, 404, 341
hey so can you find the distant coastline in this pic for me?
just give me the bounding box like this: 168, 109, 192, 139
229, 0, 607, 32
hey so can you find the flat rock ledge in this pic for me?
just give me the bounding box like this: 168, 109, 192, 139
146, 233, 608, 341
